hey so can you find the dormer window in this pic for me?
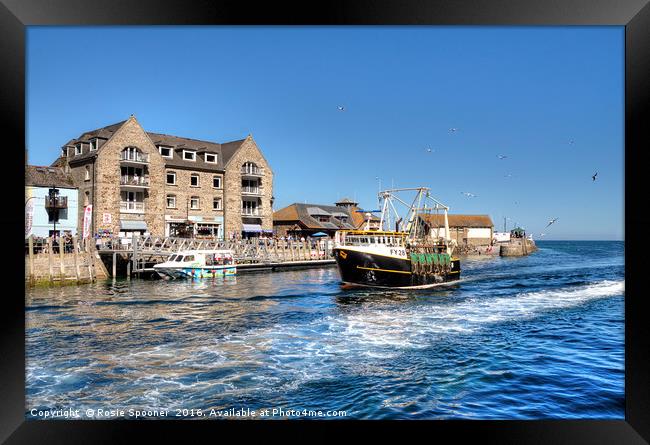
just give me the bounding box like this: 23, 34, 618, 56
205, 153, 217, 163
61, 147, 68, 157
159, 146, 172, 158
75, 144, 82, 155
90, 139, 97, 151
183, 150, 196, 161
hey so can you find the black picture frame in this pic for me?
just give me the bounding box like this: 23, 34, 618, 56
2, 0, 648, 442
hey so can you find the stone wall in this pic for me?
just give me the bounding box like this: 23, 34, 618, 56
163, 168, 225, 229
223, 136, 274, 237
93, 117, 166, 236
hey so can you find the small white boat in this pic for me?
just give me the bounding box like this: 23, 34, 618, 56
153, 249, 236, 280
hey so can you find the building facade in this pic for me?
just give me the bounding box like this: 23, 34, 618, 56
50, 116, 273, 239
417, 214, 494, 246
25, 166, 79, 238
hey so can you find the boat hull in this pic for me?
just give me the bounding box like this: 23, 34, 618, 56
333, 247, 460, 288
154, 265, 236, 280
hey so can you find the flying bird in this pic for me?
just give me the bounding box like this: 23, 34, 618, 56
426, 146, 434, 153
504, 173, 513, 178
461, 191, 477, 198
592, 172, 598, 181
337, 106, 345, 111
569, 140, 575, 145
545, 217, 559, 228
449, 127, 459, 133
497, 154, 508, 160
539, 233, 546, 237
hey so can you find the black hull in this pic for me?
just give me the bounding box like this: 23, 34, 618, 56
333, 248, 461, 288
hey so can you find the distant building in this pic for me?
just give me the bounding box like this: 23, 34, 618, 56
334, 198, 381, 230
25, 165, 78, 238
273, 202, 358, 237
417, 214, 494, 246
49, 116, 273, 239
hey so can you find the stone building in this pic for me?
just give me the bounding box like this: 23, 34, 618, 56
417, 214, 494, 246
50, 115, 273, 239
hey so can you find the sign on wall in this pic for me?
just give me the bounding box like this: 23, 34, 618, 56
103, 213, 112, 224
82, 205, 93, 239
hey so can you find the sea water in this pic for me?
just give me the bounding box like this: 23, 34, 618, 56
25, 240, 624, 419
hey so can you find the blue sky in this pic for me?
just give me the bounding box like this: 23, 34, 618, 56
27, 26, 624, 240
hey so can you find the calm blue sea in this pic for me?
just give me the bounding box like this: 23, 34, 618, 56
25, 240, 624, 419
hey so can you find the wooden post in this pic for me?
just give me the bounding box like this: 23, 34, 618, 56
73, 236, 80, 283
290, 242, 296, 261
112, 252, 117, 278
59, 236, 65, 280
28, 235, 34, 284
47, 237, 53, 283
273, 239, 279, 263
127, 259, 131, 279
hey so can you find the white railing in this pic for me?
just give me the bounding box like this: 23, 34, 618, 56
120, 176, 150, 186
120, 152, 150, 163
241, 208, 260, 216
241, 186, 260, 194
120, 201, 145, 212
241, 166, 263, 176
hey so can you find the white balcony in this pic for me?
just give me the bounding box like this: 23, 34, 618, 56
241, 208, 261, 217
119, 152, 150, 164
120, 176, 150, 188
241, 166, 263, 177
241, 186, 261, 195
120, 201, 145, 213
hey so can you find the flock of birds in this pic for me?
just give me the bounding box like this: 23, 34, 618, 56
337, 105, 599, 237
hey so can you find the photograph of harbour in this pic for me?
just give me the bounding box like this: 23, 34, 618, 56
25, 26, 624, 420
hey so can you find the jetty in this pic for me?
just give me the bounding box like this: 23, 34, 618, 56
25, 234, 335, 285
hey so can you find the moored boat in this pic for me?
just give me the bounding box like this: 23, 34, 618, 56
333, 187, 460, 288
153, 249, 236, 280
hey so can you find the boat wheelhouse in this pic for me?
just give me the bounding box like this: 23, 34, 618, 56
153, 249, 236, 280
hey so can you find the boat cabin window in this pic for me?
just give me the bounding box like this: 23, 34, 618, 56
168, 254, 177, 261
184, 255, 195, 262
175, 255, 184, 262
205, 255, 213, 266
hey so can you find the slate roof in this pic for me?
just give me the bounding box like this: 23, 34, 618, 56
273, 203, 356, 230
56, 120, 247, 171
26, 165, 76, 188
418, 214, 494, 228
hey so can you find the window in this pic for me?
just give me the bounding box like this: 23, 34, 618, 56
184, 255, 195, 262
213, 198, 222, 210
84, 166, 90, 181
175, 255, 184, 262
166, 195, 176, 209
90, 139, 97, 151
205, 153, 217, 163
166, 171, 176, 185
61, 147, 67, 157
213, 176, 221, 188
159, 146, 172, 158
190, 196, 200, 209
75, 144, 82, 155
190, 174, 199, 187
183, 150, 196, 161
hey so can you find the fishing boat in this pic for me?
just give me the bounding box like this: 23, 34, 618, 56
153, 249, 236, 280
333, 187, 460, 288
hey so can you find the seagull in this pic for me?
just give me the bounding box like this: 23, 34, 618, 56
497, 154, 508, 160
449, 127, 459, 133
461, 191, 477, 198
592, 172, 598, 181
569, 140, 575, 145
545, 217, 559, 228
504, 173, 513, 178
337, 106, 345, 111
539, 233, 546, 237
426, 146, 434, 153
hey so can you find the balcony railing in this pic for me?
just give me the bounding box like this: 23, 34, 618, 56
119, 152, 150, 163
241, 186, 261, 195
44, 196, 68, 209
241, 208, 261, 216
241, 166, 263, 176
120, 201, 145, 213
120, 176, 150, 187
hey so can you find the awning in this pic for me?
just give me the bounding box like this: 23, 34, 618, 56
120, 220, 147, 231
242, 224, 262, 232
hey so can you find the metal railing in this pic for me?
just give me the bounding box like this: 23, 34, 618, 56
241, 186, 261, 194
241, 166, 263, 176
241, 208, 261, 216
119, 152, 150, 163
120, 201, 145, 212
120, 176, 150, 186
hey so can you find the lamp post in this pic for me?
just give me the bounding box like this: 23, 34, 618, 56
48, 185, 60, 240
